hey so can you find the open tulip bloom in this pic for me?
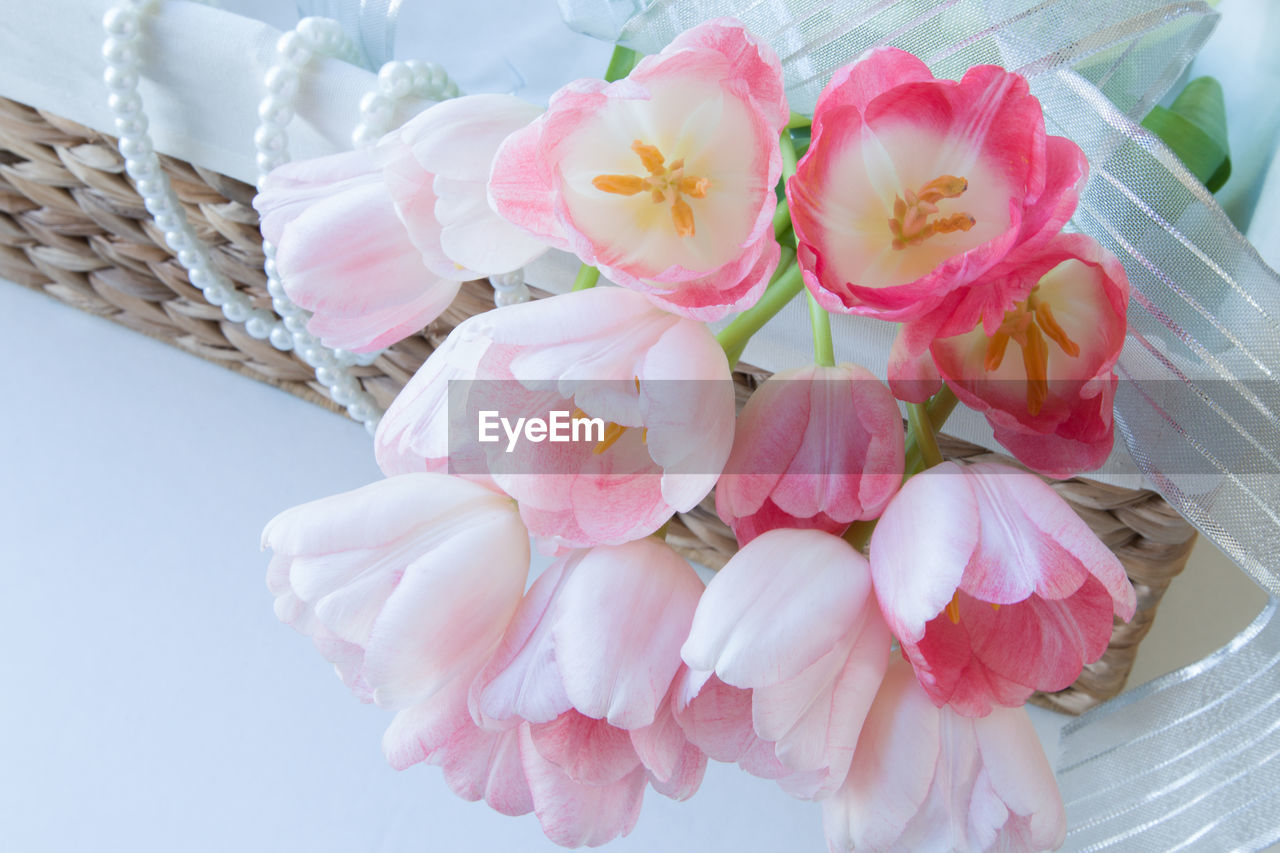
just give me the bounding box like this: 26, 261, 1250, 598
258, 15, 1150, 852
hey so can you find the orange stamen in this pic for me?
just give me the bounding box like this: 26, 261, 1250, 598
672, 198, 695, 237
631, 141, 666, 174
945, 591, 962, 625
592, 140, 710, 239
592, 174, 646, 196
889, 174, 974, 250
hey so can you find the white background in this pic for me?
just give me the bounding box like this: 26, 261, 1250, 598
0, 0, 1275, 850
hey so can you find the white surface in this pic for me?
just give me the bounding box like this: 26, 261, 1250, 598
0, 280, 840, 851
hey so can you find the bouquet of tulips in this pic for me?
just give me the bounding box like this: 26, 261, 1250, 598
258, 18, 1139, 851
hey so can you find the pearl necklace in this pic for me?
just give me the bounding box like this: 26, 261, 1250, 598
102, 1, 529, 433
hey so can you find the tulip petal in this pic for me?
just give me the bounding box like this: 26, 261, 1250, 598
519, 725, 646, 848
439, 724, 534, 817
528, 711, 642, 786
682, 529, 873, 687
551, 539, 704, 728
869, 463, 979, 641
973, 707, 1067, 850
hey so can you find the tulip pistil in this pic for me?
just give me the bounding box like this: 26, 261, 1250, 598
592, 140, 711, 238
983, 291, 1082, 416
888, 175, 975, 250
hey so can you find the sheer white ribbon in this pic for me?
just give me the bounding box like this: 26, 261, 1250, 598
558, 1, 1280, 848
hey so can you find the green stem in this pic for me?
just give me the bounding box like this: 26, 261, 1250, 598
571, 264, 600, 291
844, 384, 960, 553
604, 46, 639, 82
908, 402, 943, 469
808, 292, 834, 367
716, 250, 801, 368
786, 111, 812, 130
772, 198, 792, 241
903, 385, 960, 477
842, 519, 876, 553
780, 128, 799, 180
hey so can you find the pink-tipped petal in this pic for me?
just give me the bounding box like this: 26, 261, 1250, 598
528, 711, 643, 786
552, 539, 704, 729
682, 529, 872, 687
519, 725, 647, 848
869, 463, 979, 641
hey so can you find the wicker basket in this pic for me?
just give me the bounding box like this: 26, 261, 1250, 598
0, 96, 1197, 715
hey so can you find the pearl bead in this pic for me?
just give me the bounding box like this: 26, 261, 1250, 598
269, 326, 295, 350
163, 229, 189, 251
108, 91, 142, 118
245, 313, 273, 340
348, 401, 376, 422
124, 155, 158, 180
142, 194, 172, 216
221, 300, 250, 323
204, 285, 229, 305
378, 62, 414, 99
299, 346, 326, 368
350, 124, 379, 150
254, 124, 286, 153
264, 66, 299, 98
188, 267, 210, 288
330, 382, 357, 406
102, 6, 140, 37
275, 31, 311, 69
114, 114, 148, 138
103, 66, 139, 93
315, 366, 338, 386
177, 248, 202, 268
118, 135, 152, 159
256, 151, 284, 174
359, 92, 393, 126
102, 38, 140, 68
284, 314, 308, 333
257, 95, 293, 126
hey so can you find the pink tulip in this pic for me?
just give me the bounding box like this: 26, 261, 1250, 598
715, 364, 904, 544
262, 473, 529, 709
926, 234, 1129, 478
869, 461, 1136, 717
823, 657, 1066, 852
255, 94, 546, 351
375, 287, 737, 551
681, 528, 892, 798
488, 18, 787, 321
787, 47, 1086, 324
386, 537, 707, 847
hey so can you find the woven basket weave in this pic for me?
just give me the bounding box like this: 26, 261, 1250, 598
0, 96, 1197, 714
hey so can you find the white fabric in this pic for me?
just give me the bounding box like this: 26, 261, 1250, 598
0, 0, 1269, 487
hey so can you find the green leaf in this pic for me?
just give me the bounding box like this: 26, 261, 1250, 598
1141, 76, 1231, 193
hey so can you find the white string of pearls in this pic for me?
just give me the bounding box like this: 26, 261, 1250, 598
104, 0, 526, 434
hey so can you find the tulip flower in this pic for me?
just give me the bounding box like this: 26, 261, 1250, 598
255, 94, 546, 351
488, 18, 788, 321
823, 658, 1066, 852
715, 364, 904, 544
681, 528, 892, 798
870, 461, 1136, 717
375, 287, 736, 551
787, 47, 1087, 323
926, 234, 1129, 478
262, 473, 530, 709
386, 537, 707, 847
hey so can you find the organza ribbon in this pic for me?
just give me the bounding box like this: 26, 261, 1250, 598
561, 1, 1280, 847
296, 0, 403, 68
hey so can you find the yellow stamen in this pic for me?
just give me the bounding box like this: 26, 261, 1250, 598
592, 139, 710, 238
888, 174, 975, 250
593, 422, 628, 455
945, 591, 962, 625
1021, 323, 1049, 416
1033, 302, 1081, 357
991, 603, 1001, 612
